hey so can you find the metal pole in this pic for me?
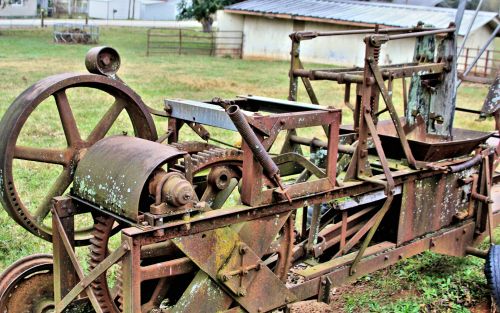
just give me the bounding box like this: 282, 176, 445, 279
454, 0, 468, 35
457, 24, 500, 89
458, 0, 484, 57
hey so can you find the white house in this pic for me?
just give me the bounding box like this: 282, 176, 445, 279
88, 0, 183, 20
0, 0, 37, 17
219, 0, 499, 68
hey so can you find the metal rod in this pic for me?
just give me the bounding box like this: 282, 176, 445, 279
465, 246, 488, 259
458, 0, 484, 57
292, 26, 439, 40
289, 135, 355, 154
457, 24, 500, 89
293, 69, 365, 84
454, 0, 468, 37
387, 28, 456, 40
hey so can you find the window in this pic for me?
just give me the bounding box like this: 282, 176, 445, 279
10, 0, 24, 6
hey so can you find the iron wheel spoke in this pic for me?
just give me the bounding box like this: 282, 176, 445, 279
33, 168, 72, 223
87, 99, 125, 144
54, 90, 81, 147
14, 146, 68, 166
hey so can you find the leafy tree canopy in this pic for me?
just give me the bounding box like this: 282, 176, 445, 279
177, 0, 242, 32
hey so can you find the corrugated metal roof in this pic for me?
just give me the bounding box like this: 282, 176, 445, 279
391, 0, 444, 7
225, 0, 499, 35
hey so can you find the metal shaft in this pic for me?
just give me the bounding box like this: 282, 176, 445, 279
227, 105, 291, 203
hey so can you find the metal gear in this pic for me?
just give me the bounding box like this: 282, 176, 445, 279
89, 215, 123, 313
0, 73, 157, 245
0, 254, 55, 313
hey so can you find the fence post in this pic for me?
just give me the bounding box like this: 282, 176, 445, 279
41, 9, 45, 28
147, 29, 150, 57
179, 29, 182, 55
484, 50, 490, 77
239, 32, 244, 59
464, 48, 469, 73
211, 31, 215, 56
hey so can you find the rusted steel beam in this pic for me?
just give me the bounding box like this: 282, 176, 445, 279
290, 219, 481, 301
289, 135, 355, 154
293, 69, 365, 84
141, 257, 195, 281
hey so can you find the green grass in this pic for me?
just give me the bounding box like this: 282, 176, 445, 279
0, 27, 497, 312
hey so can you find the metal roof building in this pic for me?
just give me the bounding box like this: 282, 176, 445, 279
224, 0, 499, 36
218, 0, 499, 67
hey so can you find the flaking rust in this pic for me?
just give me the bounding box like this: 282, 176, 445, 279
0, 25, 499, 313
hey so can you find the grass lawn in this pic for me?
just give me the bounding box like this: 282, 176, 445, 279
0, 27, 497, 312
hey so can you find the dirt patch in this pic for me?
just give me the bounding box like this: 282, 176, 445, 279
470, 300, 495, 313
289, 300, 333, 313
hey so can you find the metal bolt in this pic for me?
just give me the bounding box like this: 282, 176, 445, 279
237, 288, 247, 297
218, 273, 230, 282
239, 245, 248, 255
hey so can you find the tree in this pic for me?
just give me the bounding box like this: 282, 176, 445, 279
177, 0, 242, 32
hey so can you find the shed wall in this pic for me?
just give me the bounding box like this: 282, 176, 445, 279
141, 1, 178, 20
219, 11, 495, 69
0, 0, 37, 17
89, 0, 132, 19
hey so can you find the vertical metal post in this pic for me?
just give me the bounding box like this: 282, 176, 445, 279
52, 196, 78, 307
210, 31, 215, 56
179, 29, 182, 55
402, 77, 408, 113
484, 50, 490, 77
326, 115, 339, 181
458, 0, 484, 58
340, 211, 348, 254
239, 32, 244, 59
288, 37, 300, 101
121, 234, 141, 313
41, 9, 45, 28
454, 0, 467, 36
464, 48, 469, 72
147, 29, 151, 57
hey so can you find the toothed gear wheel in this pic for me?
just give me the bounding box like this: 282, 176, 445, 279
174, 146, 244, 174
89, 215, 122, 313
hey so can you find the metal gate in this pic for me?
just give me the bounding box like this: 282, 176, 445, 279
147, 28, 243, 58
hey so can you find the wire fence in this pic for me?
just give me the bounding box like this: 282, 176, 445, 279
53, 23, 99, 44
146, 28, 243, 58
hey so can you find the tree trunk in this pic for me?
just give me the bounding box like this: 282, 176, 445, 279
200, 16, 214, 33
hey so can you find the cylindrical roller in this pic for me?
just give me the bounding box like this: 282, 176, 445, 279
226, 105, 279, 178
85, 46, 121, 76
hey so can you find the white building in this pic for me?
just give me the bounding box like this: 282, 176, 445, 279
88, 0, 183, 20
219, 0, 499, 68
0, 0, 37, 17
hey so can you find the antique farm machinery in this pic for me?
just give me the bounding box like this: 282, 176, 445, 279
0, 24, 499, 313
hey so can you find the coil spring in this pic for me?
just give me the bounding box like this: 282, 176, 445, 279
373, 46, 381, 64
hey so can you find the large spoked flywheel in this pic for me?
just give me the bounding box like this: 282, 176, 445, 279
0, 73, 157, 245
